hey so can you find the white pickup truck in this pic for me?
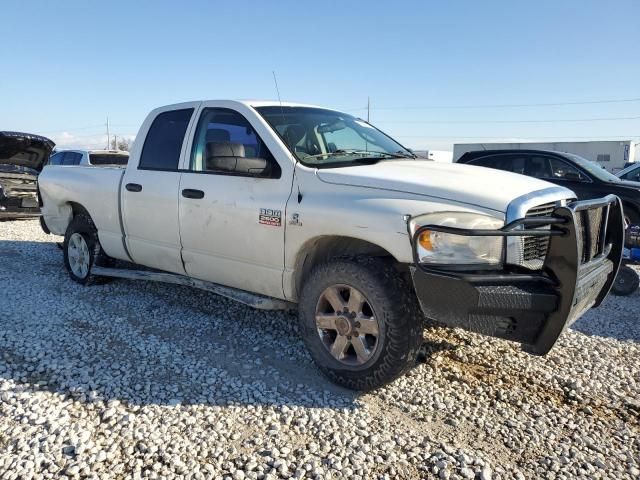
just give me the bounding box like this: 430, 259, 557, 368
38, 100, 624, 390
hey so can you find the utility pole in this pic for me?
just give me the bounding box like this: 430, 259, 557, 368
367, 97, 370, 122
106, 117, 110, 150
113, 135, 117, 150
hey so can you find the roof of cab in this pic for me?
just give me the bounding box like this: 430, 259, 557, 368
158, 99, 344, 112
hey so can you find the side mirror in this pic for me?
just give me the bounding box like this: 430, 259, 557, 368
205, 142, 269, 176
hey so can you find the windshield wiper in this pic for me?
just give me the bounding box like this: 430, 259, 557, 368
303, 149, 411, 160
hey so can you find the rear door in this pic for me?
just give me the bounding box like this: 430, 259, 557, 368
178, 103, 293, 298
121, 105, 198, 274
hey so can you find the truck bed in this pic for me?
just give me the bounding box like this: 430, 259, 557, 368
38, 165, 127, 260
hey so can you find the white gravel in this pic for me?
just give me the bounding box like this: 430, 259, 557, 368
0, 219, 638, 480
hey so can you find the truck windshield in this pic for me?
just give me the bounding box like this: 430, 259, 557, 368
255, 106, 415, 167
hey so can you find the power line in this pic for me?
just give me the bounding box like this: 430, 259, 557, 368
376, 115, 640, 125
343, 96, 640, 111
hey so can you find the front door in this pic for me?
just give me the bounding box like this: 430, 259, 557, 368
178, 106, 293, 298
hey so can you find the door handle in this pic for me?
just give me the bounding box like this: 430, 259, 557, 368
125, 183, 142, 192
182, 189, 205, 199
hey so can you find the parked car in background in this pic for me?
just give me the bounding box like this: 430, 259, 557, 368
37, 100, 624, 390
0, 131, 55, 218
48, 149, 128, 167
617, 162, 640, 183
457, 149, 640, 225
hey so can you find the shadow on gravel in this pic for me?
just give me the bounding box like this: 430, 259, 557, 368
570, 292, 640, 343
0, 238, 437, 411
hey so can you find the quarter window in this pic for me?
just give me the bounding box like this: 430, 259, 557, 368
139, 109, 194, 170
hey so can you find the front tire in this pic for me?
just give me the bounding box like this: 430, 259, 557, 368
298, 257, 423, 391
63, 213, 113, 285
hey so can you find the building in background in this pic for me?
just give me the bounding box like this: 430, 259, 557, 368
413, 150, 453, 163
453, 140, 638, 173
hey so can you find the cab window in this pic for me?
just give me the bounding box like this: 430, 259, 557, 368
190, 108, 280, 178
139, 109, 194, 170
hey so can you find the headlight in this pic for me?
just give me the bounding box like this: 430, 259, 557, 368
408, 212, 504, 267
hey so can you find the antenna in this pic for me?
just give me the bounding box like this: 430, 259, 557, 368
272, 71, 283, 107
106, 117, 110, 150
272, 71, 288, 144
273, 71, 302, 204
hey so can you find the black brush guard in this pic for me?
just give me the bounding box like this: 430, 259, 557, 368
410, 195, 624, 355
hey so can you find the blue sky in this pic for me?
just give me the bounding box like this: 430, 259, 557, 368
1, 0, 639, 151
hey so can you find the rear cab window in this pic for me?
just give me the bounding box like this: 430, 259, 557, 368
90, 153, 129, 166
139, 109, 194, 170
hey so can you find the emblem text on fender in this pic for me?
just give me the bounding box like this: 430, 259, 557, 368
259, 208, 282, 227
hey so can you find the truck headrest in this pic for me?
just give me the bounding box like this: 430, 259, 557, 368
206, 142, 245, 159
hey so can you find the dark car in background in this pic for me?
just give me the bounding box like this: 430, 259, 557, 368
0, 131, 55, 219
617, 162, 640, 183
457, 149, 640, 225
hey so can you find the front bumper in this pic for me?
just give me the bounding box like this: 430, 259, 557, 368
410, 195, 624, 355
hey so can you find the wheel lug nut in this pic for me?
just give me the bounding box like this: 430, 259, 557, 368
354, 321, 361, 328
347, 336, 352, 340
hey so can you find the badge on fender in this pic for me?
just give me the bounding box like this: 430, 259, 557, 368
259, 208, 282, 227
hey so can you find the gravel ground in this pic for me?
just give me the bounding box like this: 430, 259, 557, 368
0, 219, 638, 480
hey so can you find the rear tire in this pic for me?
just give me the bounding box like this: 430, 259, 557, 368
63, 213, 113, 285
298, 257, 423, 391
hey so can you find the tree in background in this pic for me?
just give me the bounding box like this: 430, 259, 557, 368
110, 137, 131, 151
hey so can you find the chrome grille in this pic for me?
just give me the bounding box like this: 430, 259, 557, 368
521, 202, 556, 269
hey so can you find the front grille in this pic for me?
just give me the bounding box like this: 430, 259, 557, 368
521, 202, 556, 269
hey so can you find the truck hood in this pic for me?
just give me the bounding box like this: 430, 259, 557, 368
316, 160, 572, 214
0, 131, 55, 173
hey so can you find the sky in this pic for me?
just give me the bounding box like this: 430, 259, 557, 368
1, 0, 639, 152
